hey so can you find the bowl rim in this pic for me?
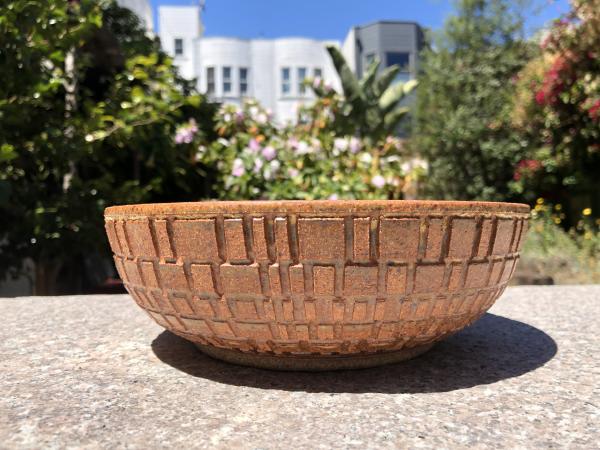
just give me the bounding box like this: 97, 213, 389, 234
105, 200, 530, 219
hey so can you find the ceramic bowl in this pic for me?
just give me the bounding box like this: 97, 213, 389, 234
104, 200, 530, 370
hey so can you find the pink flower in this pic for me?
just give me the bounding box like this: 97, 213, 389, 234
235, 110, 245, 123
174, 119, 198, 144
371, 175, 386, 189
261, 146, 276, 161
328, 194, 339, 200
349, 137, 361, 154
287, 168, 299, 177
535, 90, 546, 106
248, 138, 261, 153
588, 100, 600, 120
232, 158, 245, 177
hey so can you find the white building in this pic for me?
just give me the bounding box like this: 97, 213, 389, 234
122, 3, 424, 123
158, 6, 340, 122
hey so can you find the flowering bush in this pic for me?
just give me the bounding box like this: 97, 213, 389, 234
194, 99, 425, 200
512, 0, 600, 223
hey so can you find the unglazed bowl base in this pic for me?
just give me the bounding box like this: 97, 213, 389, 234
195, 343, 435, 371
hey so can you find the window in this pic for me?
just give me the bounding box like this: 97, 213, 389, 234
174, 38, 183, 56
314, 67, 322, 79
365, 53, 376, 66
239, 68, 249, 96
385, 52, 410, 71
386, 52, 411, 84
297, 67, 307, 95
206, 67, 215, 95
222, 66, 231, 94
281, 67, 291, 95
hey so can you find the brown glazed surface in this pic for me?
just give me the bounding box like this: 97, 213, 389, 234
105, 200, 530, 363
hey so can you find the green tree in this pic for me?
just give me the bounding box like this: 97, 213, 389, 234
0, 1, 215, 294
411, 0, 533, 200
311, 46, 417, 143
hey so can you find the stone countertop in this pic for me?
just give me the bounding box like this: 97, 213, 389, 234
1, 286, 598, 449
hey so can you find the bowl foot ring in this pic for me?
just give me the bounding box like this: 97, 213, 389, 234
194, 342, 435, 371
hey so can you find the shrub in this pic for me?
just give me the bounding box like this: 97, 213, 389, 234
0, 0, 215, 293
195, 100, 426, 200
520, 199, 600, 284
511, 0, 600, 226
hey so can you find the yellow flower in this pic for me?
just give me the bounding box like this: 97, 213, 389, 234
536, 197, 544, 205
553, 217, 561, 225
554, 204, 562, 211
584, 231, 592, 240
583, 208, 592, 216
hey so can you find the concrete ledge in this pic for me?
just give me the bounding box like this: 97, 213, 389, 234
1, 286, 598, 448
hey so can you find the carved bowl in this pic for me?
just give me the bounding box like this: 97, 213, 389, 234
104, 200, 530, 370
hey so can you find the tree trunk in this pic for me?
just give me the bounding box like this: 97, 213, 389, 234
34, 260, 62, 296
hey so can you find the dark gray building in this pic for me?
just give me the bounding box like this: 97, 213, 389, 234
342, 21, 425, 82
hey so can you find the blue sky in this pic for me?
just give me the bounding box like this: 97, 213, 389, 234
151, 0, 571, 39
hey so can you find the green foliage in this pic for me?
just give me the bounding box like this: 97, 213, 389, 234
313, 46, 417, 142
410, 0, 534, 201
521, 199, 600, 284
511, 0, 600, 225
0, 0, 215, 293
197, 100, 425, 200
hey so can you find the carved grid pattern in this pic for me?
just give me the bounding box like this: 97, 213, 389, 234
105, 212, 528, 355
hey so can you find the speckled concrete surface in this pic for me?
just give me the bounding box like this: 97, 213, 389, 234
1, 286, 598, 449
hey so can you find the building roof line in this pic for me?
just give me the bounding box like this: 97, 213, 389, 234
354, 20, 422, 29
201, 35, 339, 44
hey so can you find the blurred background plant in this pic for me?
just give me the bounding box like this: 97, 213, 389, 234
410, 0, 535, 202
518, 199, 600, 284
0, 0, 216, 294
511, 0, 600, 228
195, 81, 424, 200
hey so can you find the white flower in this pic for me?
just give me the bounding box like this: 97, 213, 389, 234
328, 193, 339, 200
253, 158, 264, 174
287, 168, 299, 177
232, 158, 245, 177
217, 138, 230, 147
269, 160, 281, 172
249, 106, 260, 118
256, 113, 268, 124
296, 140, 312, 155
371, 174, 386, 189
223, 113, 232, 122
359, 152, 372, 165
334, 137, 348, 152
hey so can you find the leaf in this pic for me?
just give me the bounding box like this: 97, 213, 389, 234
360, 58, 381, 96
383, 107, 410, 132
374, 66, 401, 96
325, 45, 364, 104
0, 144, 17, 162
379, 80, 417, 113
